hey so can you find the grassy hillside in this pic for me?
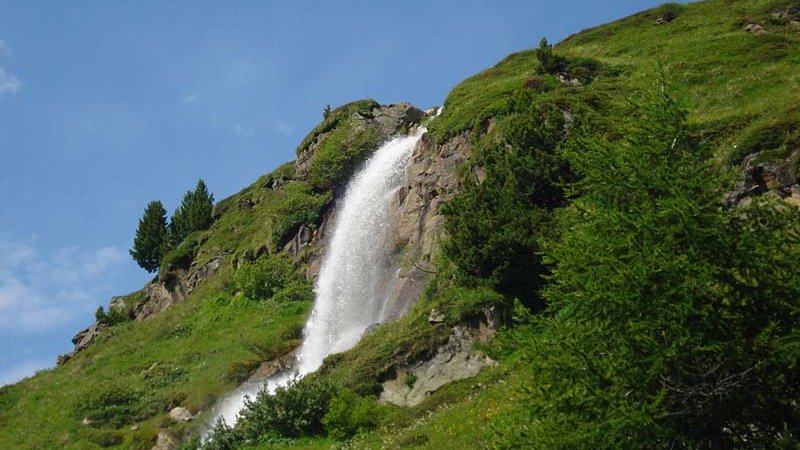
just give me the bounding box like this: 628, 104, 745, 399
0, 163, 328, 449
3, 0, 800, 448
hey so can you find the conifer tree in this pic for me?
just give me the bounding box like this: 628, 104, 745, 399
514, 81, 800, 448
169, 179, 214, 246
130, 200, 169, 272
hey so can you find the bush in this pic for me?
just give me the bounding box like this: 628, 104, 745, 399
535, 37, 569, 75
653, 2, 684, 22
322, 389, 383, 440
160, 231, 205, 274
271, 181, 330, 247
95, 305, 132, 327
234, 253, 311, 302
307, 119, 384, 191
295, 99, 379, 157
237, 377, 335, 439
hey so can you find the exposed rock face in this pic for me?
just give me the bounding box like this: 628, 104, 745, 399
134, 270, 190, 321
379, 129, 473, 320
59, 253, 227, 363
168, 407, 193, 423
57, 322, 107, 363
135, 253, 226, 322
379, 307, 507, 407
248, 351, 296, 382
72, 323, 106, 351
151, 430, 179, 450
744, 23, 766, 35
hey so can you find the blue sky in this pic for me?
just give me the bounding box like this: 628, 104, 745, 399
0, 0, 677, 386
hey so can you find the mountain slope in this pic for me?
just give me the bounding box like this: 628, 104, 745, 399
2, 0, 800, 448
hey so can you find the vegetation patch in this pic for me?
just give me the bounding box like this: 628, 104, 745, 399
307, 117, 385, 191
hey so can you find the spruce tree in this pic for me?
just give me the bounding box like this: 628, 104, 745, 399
169, 179, 214, 246
130, 200, 169, 272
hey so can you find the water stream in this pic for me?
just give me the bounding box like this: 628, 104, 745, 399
208, 122, 428, 428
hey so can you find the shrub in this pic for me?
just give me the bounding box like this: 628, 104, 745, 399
237, 377, 336, 439
295, 99, 379, 157
271, 181, 330, 247
535, 37, 569, 75
95, 305, 132, 327
234, 253, 310, 302
160, 231, 205, 274
322, 389, 383, 440
307, 119, 384, 191
654, 2, 684, 22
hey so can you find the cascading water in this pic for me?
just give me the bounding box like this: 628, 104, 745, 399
209, 119, 431, 429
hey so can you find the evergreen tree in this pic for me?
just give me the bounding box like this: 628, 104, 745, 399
130, 200, 169, 273
513, 82, 800, 448
169, 179, 214, 246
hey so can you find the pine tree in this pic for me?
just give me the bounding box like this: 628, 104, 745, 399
169, 179, 214, 246
130, 200, 169, 272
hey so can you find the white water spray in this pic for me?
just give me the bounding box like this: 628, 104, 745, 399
209, 120, 431, 428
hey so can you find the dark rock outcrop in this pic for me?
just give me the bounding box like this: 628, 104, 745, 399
726, 150, 800, 207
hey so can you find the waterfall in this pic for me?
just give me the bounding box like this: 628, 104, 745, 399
208, 122, 428, 428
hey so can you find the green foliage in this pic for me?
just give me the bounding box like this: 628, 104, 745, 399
234, 253, 311, 302
160, 231, 205, 274
442, 92, 571, 310
307, 117, 384, 191
203, 377, 336, 446
435, 285, 507, 324
170, 179, 215, 246
271, 181, 330, 247
322, 389, 383, 440
130, 200, 169, 272
536, 37, 602, 83
652, 2, 685, 22
95, 305, 131, 327
535, 37, 569, 75
728, 109, 800, 165
295, 99, 379, 156
76, 382, 143, 428
509, 82, 800, 448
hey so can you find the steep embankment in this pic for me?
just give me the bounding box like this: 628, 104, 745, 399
1, 0, 799, 448
0, 102, 428, 449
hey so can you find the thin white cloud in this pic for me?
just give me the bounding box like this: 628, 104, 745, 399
0, 67, 21, 94
233, 123, 254, 138
0, 238, 125, 332
183, 93, 198, 104
0, 39, 13, 57
267, 116, 293, 137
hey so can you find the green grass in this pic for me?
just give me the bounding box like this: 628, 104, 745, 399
0, 266, 310, 450
431, 0, 800, 166
295, 100, 379, 157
